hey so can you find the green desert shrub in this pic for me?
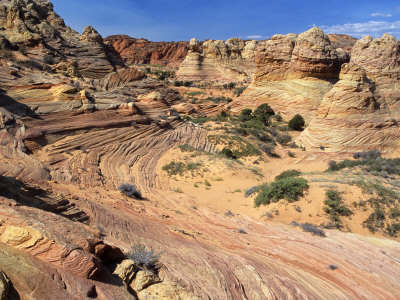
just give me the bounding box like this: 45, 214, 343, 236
173, 80, 193, 87
238, 108, 253, 122
288, 114, 305, 131
221, 147, 236, 159
162, 161, 201, 176
234, 86, 247, 97
386, 222, 400, 237
323, 189, 353, 228
276, 133, 292, 145
254, 177, 309, 207
254, 103, 275, 124
275, 169, 302, 181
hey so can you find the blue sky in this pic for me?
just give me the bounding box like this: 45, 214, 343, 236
51, 0, 400, 41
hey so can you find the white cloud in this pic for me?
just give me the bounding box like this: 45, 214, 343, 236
245, 35, 264, 39
371, 12, 392, 17
320, 20, 400, 37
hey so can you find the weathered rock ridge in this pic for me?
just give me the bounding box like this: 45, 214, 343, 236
0, 0, 122, 78
177, 37, 258, 83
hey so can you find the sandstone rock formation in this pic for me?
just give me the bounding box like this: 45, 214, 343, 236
105, 35, 189, 67
0, 271, 8, 300
1, 1, 400, 299
299, 34, 400, 151
176, 37, 258, 83
232, 27, 349, 119
0, 0, 120, 79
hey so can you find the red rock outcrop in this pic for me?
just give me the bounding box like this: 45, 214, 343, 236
299, 34, 400, 151
328, 34, 358, 52
232, 27, 349, 119
105, 35, 189, 67
177, 37, 258, 83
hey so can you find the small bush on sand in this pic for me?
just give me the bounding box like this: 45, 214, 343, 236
255, 177, 309, 207
221, 147, 237, 159
323, 189, 353, 228
291, 221, 326, 237
126, 243, 162, 269
118, 183, 142, 199
276, 133, 292, 145
275, 169, 302, 181
288, 114, 305, 131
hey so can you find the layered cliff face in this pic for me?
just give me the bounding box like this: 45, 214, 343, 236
232, 27, 349, 119
104, 35, 189, 68
176, 37, 258, 83
0, 0, 120, 78
299, 34, 400, 151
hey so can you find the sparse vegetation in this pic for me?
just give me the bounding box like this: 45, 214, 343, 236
225, 210, 234, 217
245, 186, 258, 198
234, 86, 247, 97
291, 221, 326, 237
118, 183, 142, 199
288, 114, 305, 131
275, 169, 302, 181
301, 223, 326, 237
162, 161, 202, 176
255, 176, 309, 207
208, 135, 260, 158
323, 189, 353, 228
223, 82, 236, 90
325, 150, 400, 177
276, 133, 292, 145
173, 80, 193, 87
221, 147, 236, 159
126, 243, 162, 270
329, 264, 339, 271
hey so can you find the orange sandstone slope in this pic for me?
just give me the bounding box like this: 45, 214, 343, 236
0, 0, 400, 299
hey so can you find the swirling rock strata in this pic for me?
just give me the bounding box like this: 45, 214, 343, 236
177, 37, 258, 83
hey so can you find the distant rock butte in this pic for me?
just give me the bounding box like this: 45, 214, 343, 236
105, 35, 189, 67
176, 37, 258, 83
